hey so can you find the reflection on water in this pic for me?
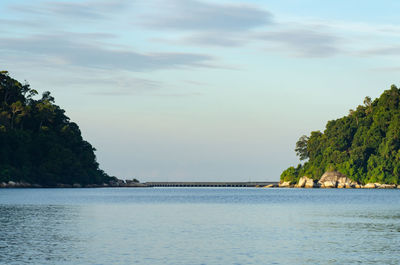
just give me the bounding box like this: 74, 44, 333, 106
0, 205, 82, 264
0, 188, 399, 265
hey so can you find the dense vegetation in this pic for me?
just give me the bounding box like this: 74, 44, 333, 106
281, 85, 400, 185
0, 71, 112, 185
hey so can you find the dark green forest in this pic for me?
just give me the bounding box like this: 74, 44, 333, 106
0, 71, 112, 185
281, 85, 400, 185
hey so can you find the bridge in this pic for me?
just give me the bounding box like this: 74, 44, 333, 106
144, 181, 279, 187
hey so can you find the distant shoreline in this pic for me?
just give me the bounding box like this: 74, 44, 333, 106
1, 180, 399, 189
0, 180, 148, 189
0, 181, 277, 188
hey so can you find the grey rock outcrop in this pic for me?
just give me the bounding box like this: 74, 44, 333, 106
295, 176, 316, 188
318, 171, 358, 188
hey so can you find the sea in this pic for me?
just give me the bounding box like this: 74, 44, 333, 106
0, 187, 399, 265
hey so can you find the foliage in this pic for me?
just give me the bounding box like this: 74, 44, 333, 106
0, 71, 112, 185
295, 135, 309, 160
281, 85, 400, 184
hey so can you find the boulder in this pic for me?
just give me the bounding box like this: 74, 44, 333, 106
296, 177, 307, 188
378, 184, 396, 189
354, 184, 362, 189
321, 180, 336, 188
279, 181, 292, 188
0, 182, 6, 188
72, 183, 82, 188
363, 183, 376, 189
264, 184, 275, 188
337, 183, 345, 189
19, 182, 31, 188
318, 171, 358, 188
7, 181, 16, 187
57, 183, 72, 188
305, 178, 317, 188
296, 176, 316, 188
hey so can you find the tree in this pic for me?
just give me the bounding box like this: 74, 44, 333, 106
10, 101, 25, 129
364, 96, 372, 114
0, 71, 113, 185
281, 85, 400, 184
295, 135, 309, 160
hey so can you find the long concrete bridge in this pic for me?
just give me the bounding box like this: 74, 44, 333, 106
144, 181, 279, 187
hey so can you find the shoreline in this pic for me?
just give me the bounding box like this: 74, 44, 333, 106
0, 180, 148, 189
1, 180, 399, 189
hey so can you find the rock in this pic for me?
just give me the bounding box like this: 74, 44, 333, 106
58, 183, 72, 188
264, 184, 277, 188
0, 182, 6, 188
363, 183, 376, 189
354, 184, 362, 189
84, 184, 99, 188
305, 178, 317, 188
296, 177, 307, 188
321, 180, 336, 188
296, 176, 316, 188
279, 181, 292, 188
378, 184, 396, 189
19, 182, 31, 188
397, 185, 400, 189
72, 183, 82, 188
374, 183, 382, 188
318, 171, 358, 188
7, 181, 16, 187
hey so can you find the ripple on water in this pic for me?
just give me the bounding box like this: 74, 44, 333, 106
0, 188, 399, 265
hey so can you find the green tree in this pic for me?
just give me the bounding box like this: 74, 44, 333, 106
0, 71, 113, 185
281, 84, 400, 184
295, 135, 309, 160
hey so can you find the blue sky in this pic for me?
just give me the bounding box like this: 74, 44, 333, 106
1, 0, 400, 181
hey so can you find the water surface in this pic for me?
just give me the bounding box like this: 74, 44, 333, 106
0, 188, 399, 264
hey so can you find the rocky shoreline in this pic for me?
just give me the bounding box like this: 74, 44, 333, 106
0, 178, 148, 188
266, 171, 399, 189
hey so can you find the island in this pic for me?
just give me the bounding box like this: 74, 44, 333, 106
279, 85, 400, 189
0, 71, 142, 188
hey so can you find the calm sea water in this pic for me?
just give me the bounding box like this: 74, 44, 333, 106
0, 188, 399, 265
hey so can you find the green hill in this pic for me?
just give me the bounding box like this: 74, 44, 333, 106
0, 71, 112, 186
281, 85, 400, 185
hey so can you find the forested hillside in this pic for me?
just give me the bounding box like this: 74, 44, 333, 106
0, 71, 112, 185
281, 85, 400, 185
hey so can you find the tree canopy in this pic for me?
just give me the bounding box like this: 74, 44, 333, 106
281, 85, 400, 185
0, 71, 112, 185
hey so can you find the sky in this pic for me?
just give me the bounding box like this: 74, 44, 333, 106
1, 0, 400, 182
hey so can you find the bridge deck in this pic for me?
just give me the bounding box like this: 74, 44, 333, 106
144, 182, 278, 187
